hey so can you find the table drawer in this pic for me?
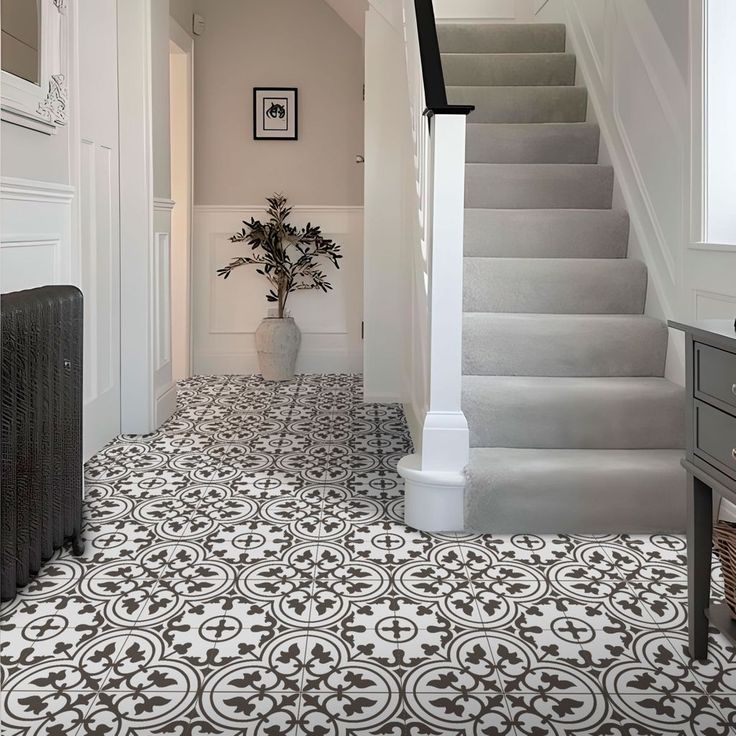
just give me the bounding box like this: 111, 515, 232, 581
695, 342, 736, 413
694, 400, 736, 479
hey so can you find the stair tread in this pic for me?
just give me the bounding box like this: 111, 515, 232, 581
463, 376, 685, 450
462, 314, 669, 379
442, 52, 576, 87
463, 257, 647, 314
464, 208, 629, 259
465, 448, 685, 533
448, 85, 587, 123
438, 23, 567, 54
469, 447, 685, 459
465, 164, 613, 209
463, 374, 682, 391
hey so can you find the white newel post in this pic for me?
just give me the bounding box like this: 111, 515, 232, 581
399, 112, 469, 532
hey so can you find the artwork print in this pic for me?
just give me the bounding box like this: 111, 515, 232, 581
253, 87, 298, 140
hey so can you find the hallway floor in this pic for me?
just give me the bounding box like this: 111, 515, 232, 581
1, 374, 736, 735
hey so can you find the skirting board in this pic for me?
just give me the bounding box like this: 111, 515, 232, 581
194, 348, 363, 376
155, 382, 178, 428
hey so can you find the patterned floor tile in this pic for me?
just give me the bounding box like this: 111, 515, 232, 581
1, 690, 95, 736
3, 374, 735, 735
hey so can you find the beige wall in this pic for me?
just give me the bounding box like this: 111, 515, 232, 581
192, 0, 364, 206
169, 0, 196, 36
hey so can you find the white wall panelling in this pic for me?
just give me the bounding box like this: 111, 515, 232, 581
193, 205, 364, 376
0, 177, 74, 292
535, 0, 736, 387
153, 230, 172, 373
75, 0, 122, 459
153, 215, 176, 428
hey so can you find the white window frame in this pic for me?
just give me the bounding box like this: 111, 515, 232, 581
1, 0, 69, 135
690, 0, 736, 249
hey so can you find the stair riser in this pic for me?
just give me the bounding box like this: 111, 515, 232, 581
465, 449, 686, 533
466, 124, 599, 164
442, 53, 576, 86
465, 164, 612, 209
438, 23, 566, 54
464, 210, 629, 258
463, 380, 685, 449
463, 316, 668, 377
449, 86, 587, 123
463, 258, 647, 314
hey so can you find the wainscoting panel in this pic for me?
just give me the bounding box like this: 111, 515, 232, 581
80, 140, 118, 405
154, 232, 172, 372
0, 178, 74, 293
193, 205, 364, 375
695, 290, 736, 321
153, 206, 176, 427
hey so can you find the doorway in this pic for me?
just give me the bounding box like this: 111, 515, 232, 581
169, 20, 193, 383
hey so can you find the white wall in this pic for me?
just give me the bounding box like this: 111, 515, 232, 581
362, 6, 410, 402
191, 0, 365, 376
645, 0, 689, 82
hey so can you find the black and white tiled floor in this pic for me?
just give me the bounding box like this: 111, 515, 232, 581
2, 374, 736, 735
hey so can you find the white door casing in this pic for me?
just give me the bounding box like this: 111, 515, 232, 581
169, 19, 194, 384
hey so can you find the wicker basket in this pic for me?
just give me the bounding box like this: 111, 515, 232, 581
713, 521, 736, 619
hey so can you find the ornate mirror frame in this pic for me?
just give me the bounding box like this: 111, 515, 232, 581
1, 0, 69, 135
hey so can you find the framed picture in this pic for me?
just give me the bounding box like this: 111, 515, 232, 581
253, 87, 298, 141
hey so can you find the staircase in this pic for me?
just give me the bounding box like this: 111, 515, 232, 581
438, 23, 686, 533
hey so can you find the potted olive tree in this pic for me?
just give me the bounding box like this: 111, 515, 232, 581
217, 194, 342, 381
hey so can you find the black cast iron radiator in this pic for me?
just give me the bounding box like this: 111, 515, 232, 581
1, 286, 85, 601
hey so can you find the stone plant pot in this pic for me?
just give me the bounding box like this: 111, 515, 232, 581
255, 317, 301, 381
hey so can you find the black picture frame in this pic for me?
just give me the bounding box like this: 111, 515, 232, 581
253, 87, 299, 141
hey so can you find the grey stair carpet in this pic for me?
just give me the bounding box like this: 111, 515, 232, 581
466, 123, 600, 164
438, 23, 566, 54
463, 376, 685, 449
442, 53, 576, 87
439, 21, 685, 532
465, 163, 613, 209
463, 258, 647, 314
448, 85, 588, 123
464, 209, 630, 258
465, 449, 686, 533
463, 314, 668, 377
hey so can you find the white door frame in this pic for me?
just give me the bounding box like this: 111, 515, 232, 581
169, 17, 194, 380
117, 0, 156, 434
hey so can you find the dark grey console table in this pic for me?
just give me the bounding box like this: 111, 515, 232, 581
669, 319, 736, 660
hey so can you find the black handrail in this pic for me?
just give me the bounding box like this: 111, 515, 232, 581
415, 0, 474, 117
